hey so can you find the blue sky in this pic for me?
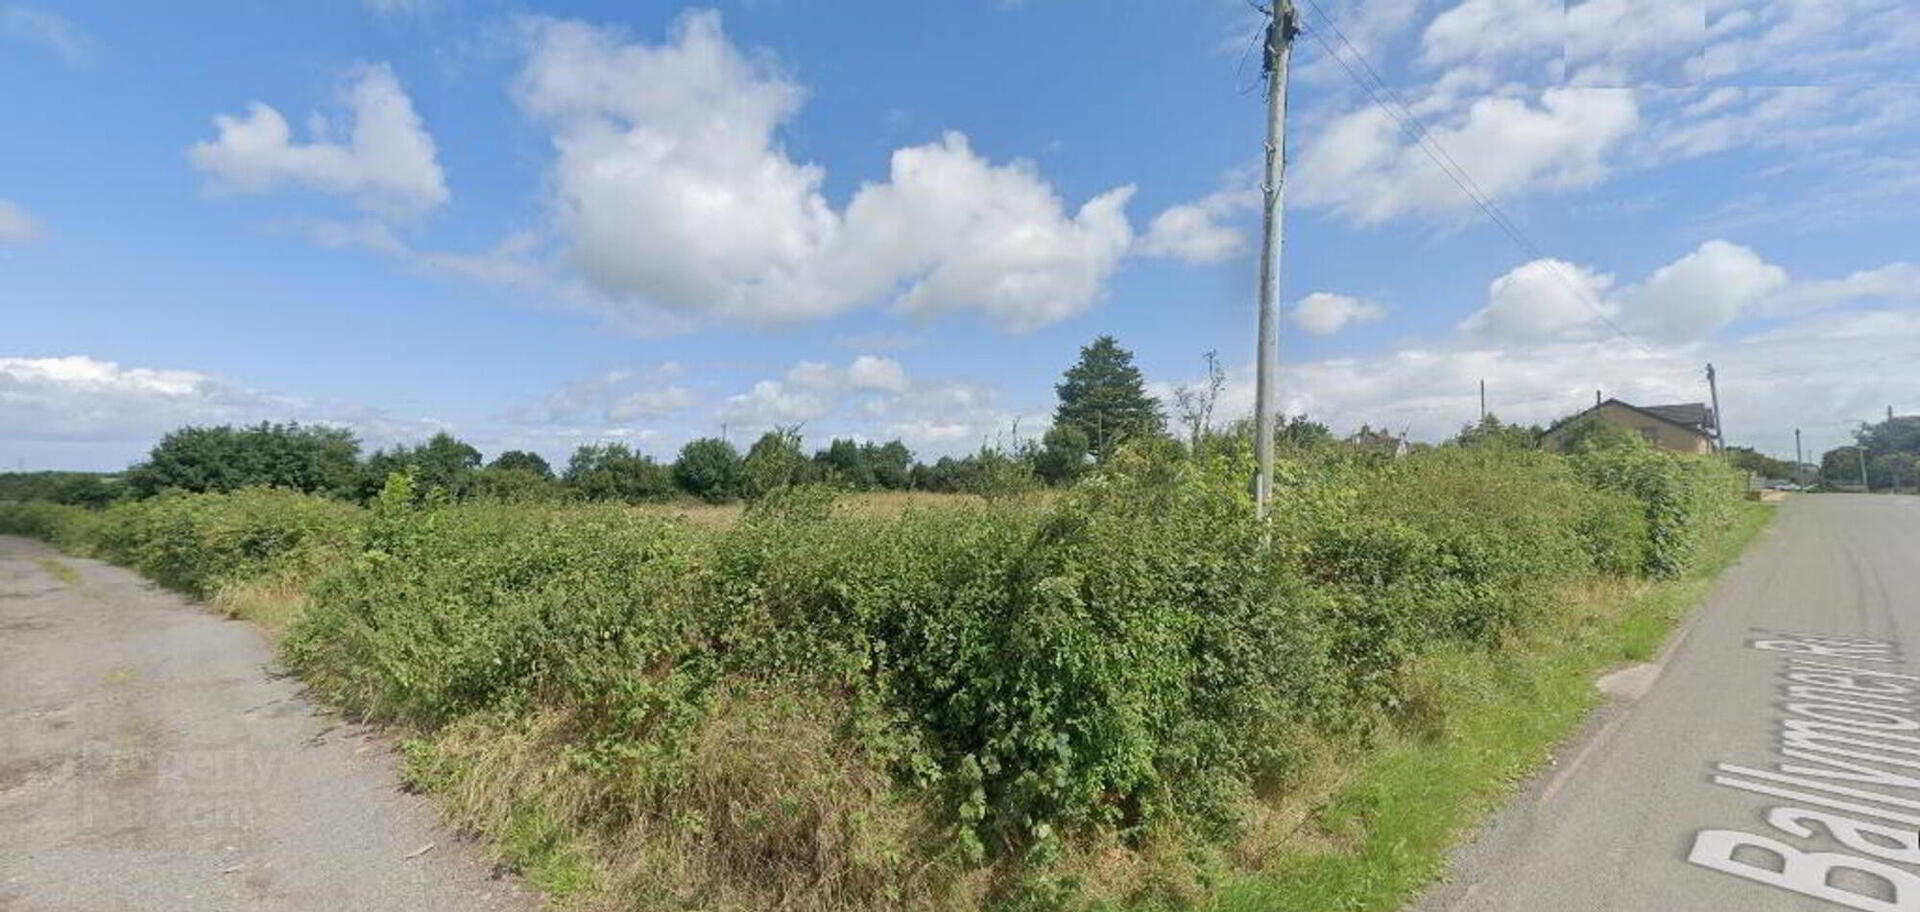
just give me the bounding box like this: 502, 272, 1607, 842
3, 0, 1918, 471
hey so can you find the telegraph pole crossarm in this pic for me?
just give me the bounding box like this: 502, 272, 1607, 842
1253, 0, 1300, 520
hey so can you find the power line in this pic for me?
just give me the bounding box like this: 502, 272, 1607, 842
1294, 0, 1660, 359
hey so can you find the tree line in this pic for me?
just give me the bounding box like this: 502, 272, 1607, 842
4, 333, 1505, 508
1820, 415, 1920, 491
84, 423, 940, 506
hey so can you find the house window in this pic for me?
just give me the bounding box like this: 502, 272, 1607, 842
1639, 428, 1658, 443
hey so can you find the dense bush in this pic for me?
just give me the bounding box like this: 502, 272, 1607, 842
125, 422, 361, 499
562, 443, 676, 504
85, 488, 363, 597
0, 471, 125, 507
672, 437, 744, 503
1, 436, 1745, 909
0, 500, 102, 549
1570, 441, 1743, 578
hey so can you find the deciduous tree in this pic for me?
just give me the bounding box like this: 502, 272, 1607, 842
673, 437, 744, 503
488, 450, 554, 479
126, 422, 360, 498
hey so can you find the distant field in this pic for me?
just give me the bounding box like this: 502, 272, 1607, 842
637, 489, 996, 526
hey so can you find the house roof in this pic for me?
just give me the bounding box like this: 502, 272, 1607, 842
1347, 428, 1408, 448
1542, 398, 1716, 439
1640, 402, 1714, 431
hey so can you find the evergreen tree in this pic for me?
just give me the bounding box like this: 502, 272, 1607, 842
1032, 425, 1090, 486
1053, 335, 1164, 459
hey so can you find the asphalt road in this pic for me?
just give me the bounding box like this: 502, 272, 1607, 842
0, 536, 534, 911
1417, 494, 1920, 912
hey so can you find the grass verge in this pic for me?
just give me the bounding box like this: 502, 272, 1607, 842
1208, 500, 1775, 912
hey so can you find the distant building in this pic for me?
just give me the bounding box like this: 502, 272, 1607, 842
1347, 427, 1412, 457
1540, 399, 1717, 454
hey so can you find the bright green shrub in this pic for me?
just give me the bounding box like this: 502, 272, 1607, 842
1298, 447, 1615, 712
1571, 444, 1743, 578
85, 488, 361, 597
0, 501, 102, 551
672, 437, 744, 503
1575, 487, 1652, 576
284, 480, 711, 735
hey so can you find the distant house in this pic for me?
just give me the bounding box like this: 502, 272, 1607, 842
1540, 399, 1718, 454
1347, 427, 1412, 457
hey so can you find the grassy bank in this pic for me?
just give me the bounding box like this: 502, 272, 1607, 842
0, 439, 1754, 911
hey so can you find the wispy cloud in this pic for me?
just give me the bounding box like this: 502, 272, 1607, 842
1, 5, 100, 67
0, 198, 41, 244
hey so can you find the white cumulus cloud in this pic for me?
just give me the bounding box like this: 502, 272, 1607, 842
783, 356, 911, 394
1138, 187, 1257, 264
1622, 239, 1787, 342
1765, 261, 1920, 317
846, 355, 910, 393
189, 64, 448, 218
513, 11, 1134, 332
1461, 257, 1620, 341
0, 355, 442, 469
1458, 240, 1872, 345
718, 380, 829, 426
1296, 88, 1640, 225
607, 386, 698, 421
1293, 292, 1388, 336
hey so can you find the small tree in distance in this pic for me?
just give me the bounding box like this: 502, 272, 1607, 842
359, 432, 481, 501
1452, 414, 1541, 450
1171, 349, 1226, 451
674, 437, 744, 503
488, 450, 554, 479
815, 438, 876, 490
564, 443, 674, 503
1033, 425, 1090, 486
741, 426, 810, 499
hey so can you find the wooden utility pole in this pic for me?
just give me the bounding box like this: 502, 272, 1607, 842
1892, 407, 1902, 491
1706, 364, 1725, 452
1479, 379, 1486, 422
1252, 0, 1300, 519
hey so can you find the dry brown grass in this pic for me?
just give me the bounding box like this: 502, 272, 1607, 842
413, 687, 977, 912
212, 578, 308, 633
637, 491, 997, 528
208, 552, 346, 636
